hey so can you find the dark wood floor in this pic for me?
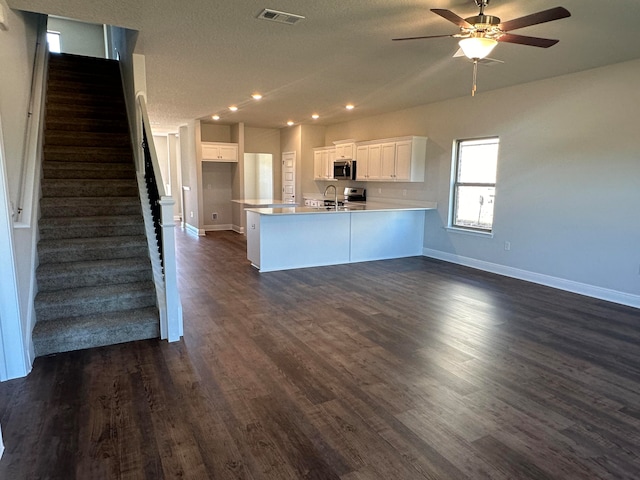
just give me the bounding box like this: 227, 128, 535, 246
1, 229, 640, 479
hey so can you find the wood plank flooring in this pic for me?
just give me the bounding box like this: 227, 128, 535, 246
1, 229, 640, 479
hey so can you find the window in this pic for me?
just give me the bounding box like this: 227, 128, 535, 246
47, 31, 61, 53
451, 137, 499, 232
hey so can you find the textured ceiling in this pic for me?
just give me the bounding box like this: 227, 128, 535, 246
9, 0, 640, 132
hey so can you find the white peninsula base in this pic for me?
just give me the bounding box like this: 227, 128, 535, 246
246, 204, 432, 272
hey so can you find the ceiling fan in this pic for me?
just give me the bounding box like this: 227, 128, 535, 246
393, 0, 571, 95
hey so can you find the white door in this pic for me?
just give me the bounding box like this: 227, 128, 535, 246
281, 151, 296, 203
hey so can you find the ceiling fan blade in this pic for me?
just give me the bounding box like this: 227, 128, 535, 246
500, 7, 570, 32
431, 9, 473, 28
498, 33, 559, 48
392, 34, 455, 41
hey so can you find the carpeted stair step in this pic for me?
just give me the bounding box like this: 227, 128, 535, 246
41, 178, 138, 197
42, 145, 133, 163
37, 235, 149, 264
43, 161, 135, 180
40, 196, 141, 217
45, 103, 128, 121
44, 116, 131, 133
44, 130, 131, 147
47, 73, 122, 89
47, 58, 121, 83
39, 215, 145, 240
32, 306, 160, 357
37, 257, 153, 292
35, 281, 157, 322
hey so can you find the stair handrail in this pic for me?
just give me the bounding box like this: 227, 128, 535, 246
135, 92, 183, 342
15, 14, 48, 226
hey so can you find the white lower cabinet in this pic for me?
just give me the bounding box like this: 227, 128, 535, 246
355, 136, 427, 182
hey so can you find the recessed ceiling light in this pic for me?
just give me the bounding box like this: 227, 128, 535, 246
287, 121, 294, 126
229, 105, 238, 112
212, 115, 220, 120
251, 93, 263, 100
311, 113, 319, 120
345, 104, 355, 110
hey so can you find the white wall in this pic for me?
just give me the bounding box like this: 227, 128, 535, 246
47, 16, 105, 58
0, 2, 40, 380
152, 134, 169, 191
202, 162, 233, 229
0, 5, 38, 211
245, 126, 281, 197
325, 59, 640, 305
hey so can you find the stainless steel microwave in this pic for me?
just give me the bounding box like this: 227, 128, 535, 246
333, 160, 356, 180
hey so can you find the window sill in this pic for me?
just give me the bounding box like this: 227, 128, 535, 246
445, 226, 494, 238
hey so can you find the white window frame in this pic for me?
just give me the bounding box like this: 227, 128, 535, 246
46, 31, 61, 53
449, 136, 499, 234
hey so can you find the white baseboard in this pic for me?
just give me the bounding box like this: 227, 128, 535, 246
232, 225, 245, 234
423, 248, 640, 309
204, 224, 233, 232
184, 223, 203, 237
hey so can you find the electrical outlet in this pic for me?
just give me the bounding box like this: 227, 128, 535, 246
504, 241, 511, 251
212, 213, 218, 220
402, 189, 407, 197
378, 188, 382, 194
190, 211, 194, 218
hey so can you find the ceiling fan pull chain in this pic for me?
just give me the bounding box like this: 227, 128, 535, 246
472, 59, 478, 96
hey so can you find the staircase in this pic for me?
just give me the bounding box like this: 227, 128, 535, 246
32, 53, 160, 357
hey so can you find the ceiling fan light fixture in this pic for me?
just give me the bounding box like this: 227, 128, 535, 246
458, 37, 497, 59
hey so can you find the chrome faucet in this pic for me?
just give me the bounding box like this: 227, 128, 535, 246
324, 184, 338, 210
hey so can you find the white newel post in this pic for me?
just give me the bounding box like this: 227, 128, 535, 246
160, 197, 183, 341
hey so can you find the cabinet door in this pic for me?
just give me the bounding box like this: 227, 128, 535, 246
202, 144, 220, 161
379, 142, 396, 180
356, 145, 369, 180
313, 151, 324, 180
335, 143, 354, 159
218, 144, 238, 162
394, 140, 412, 181
368, 144, 383, 180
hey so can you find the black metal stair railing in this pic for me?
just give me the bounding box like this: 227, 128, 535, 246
142, 124, 164, 269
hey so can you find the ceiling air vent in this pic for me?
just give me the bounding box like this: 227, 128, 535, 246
257, 8, 305, 25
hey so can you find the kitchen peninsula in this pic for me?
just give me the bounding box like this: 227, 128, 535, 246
246, 201, 436, 272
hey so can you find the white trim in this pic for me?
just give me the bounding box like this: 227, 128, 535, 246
423, 248, 640, 309
445, 226, 494, 238
184, 223, 203, 236
0, 112, 30, 381
203, 224, 233, 232
231, 225, 245, 234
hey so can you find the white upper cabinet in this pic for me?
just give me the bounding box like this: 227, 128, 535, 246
355, 136, 427, 182
355, 145, 368, 180
333, 141, 355, 160
356, 143, 383, 180
313, 147, 336, 180
201, 142, 239, 162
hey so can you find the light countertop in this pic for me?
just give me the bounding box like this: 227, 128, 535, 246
246, 200, 437, 215
232, 199, 298, 207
